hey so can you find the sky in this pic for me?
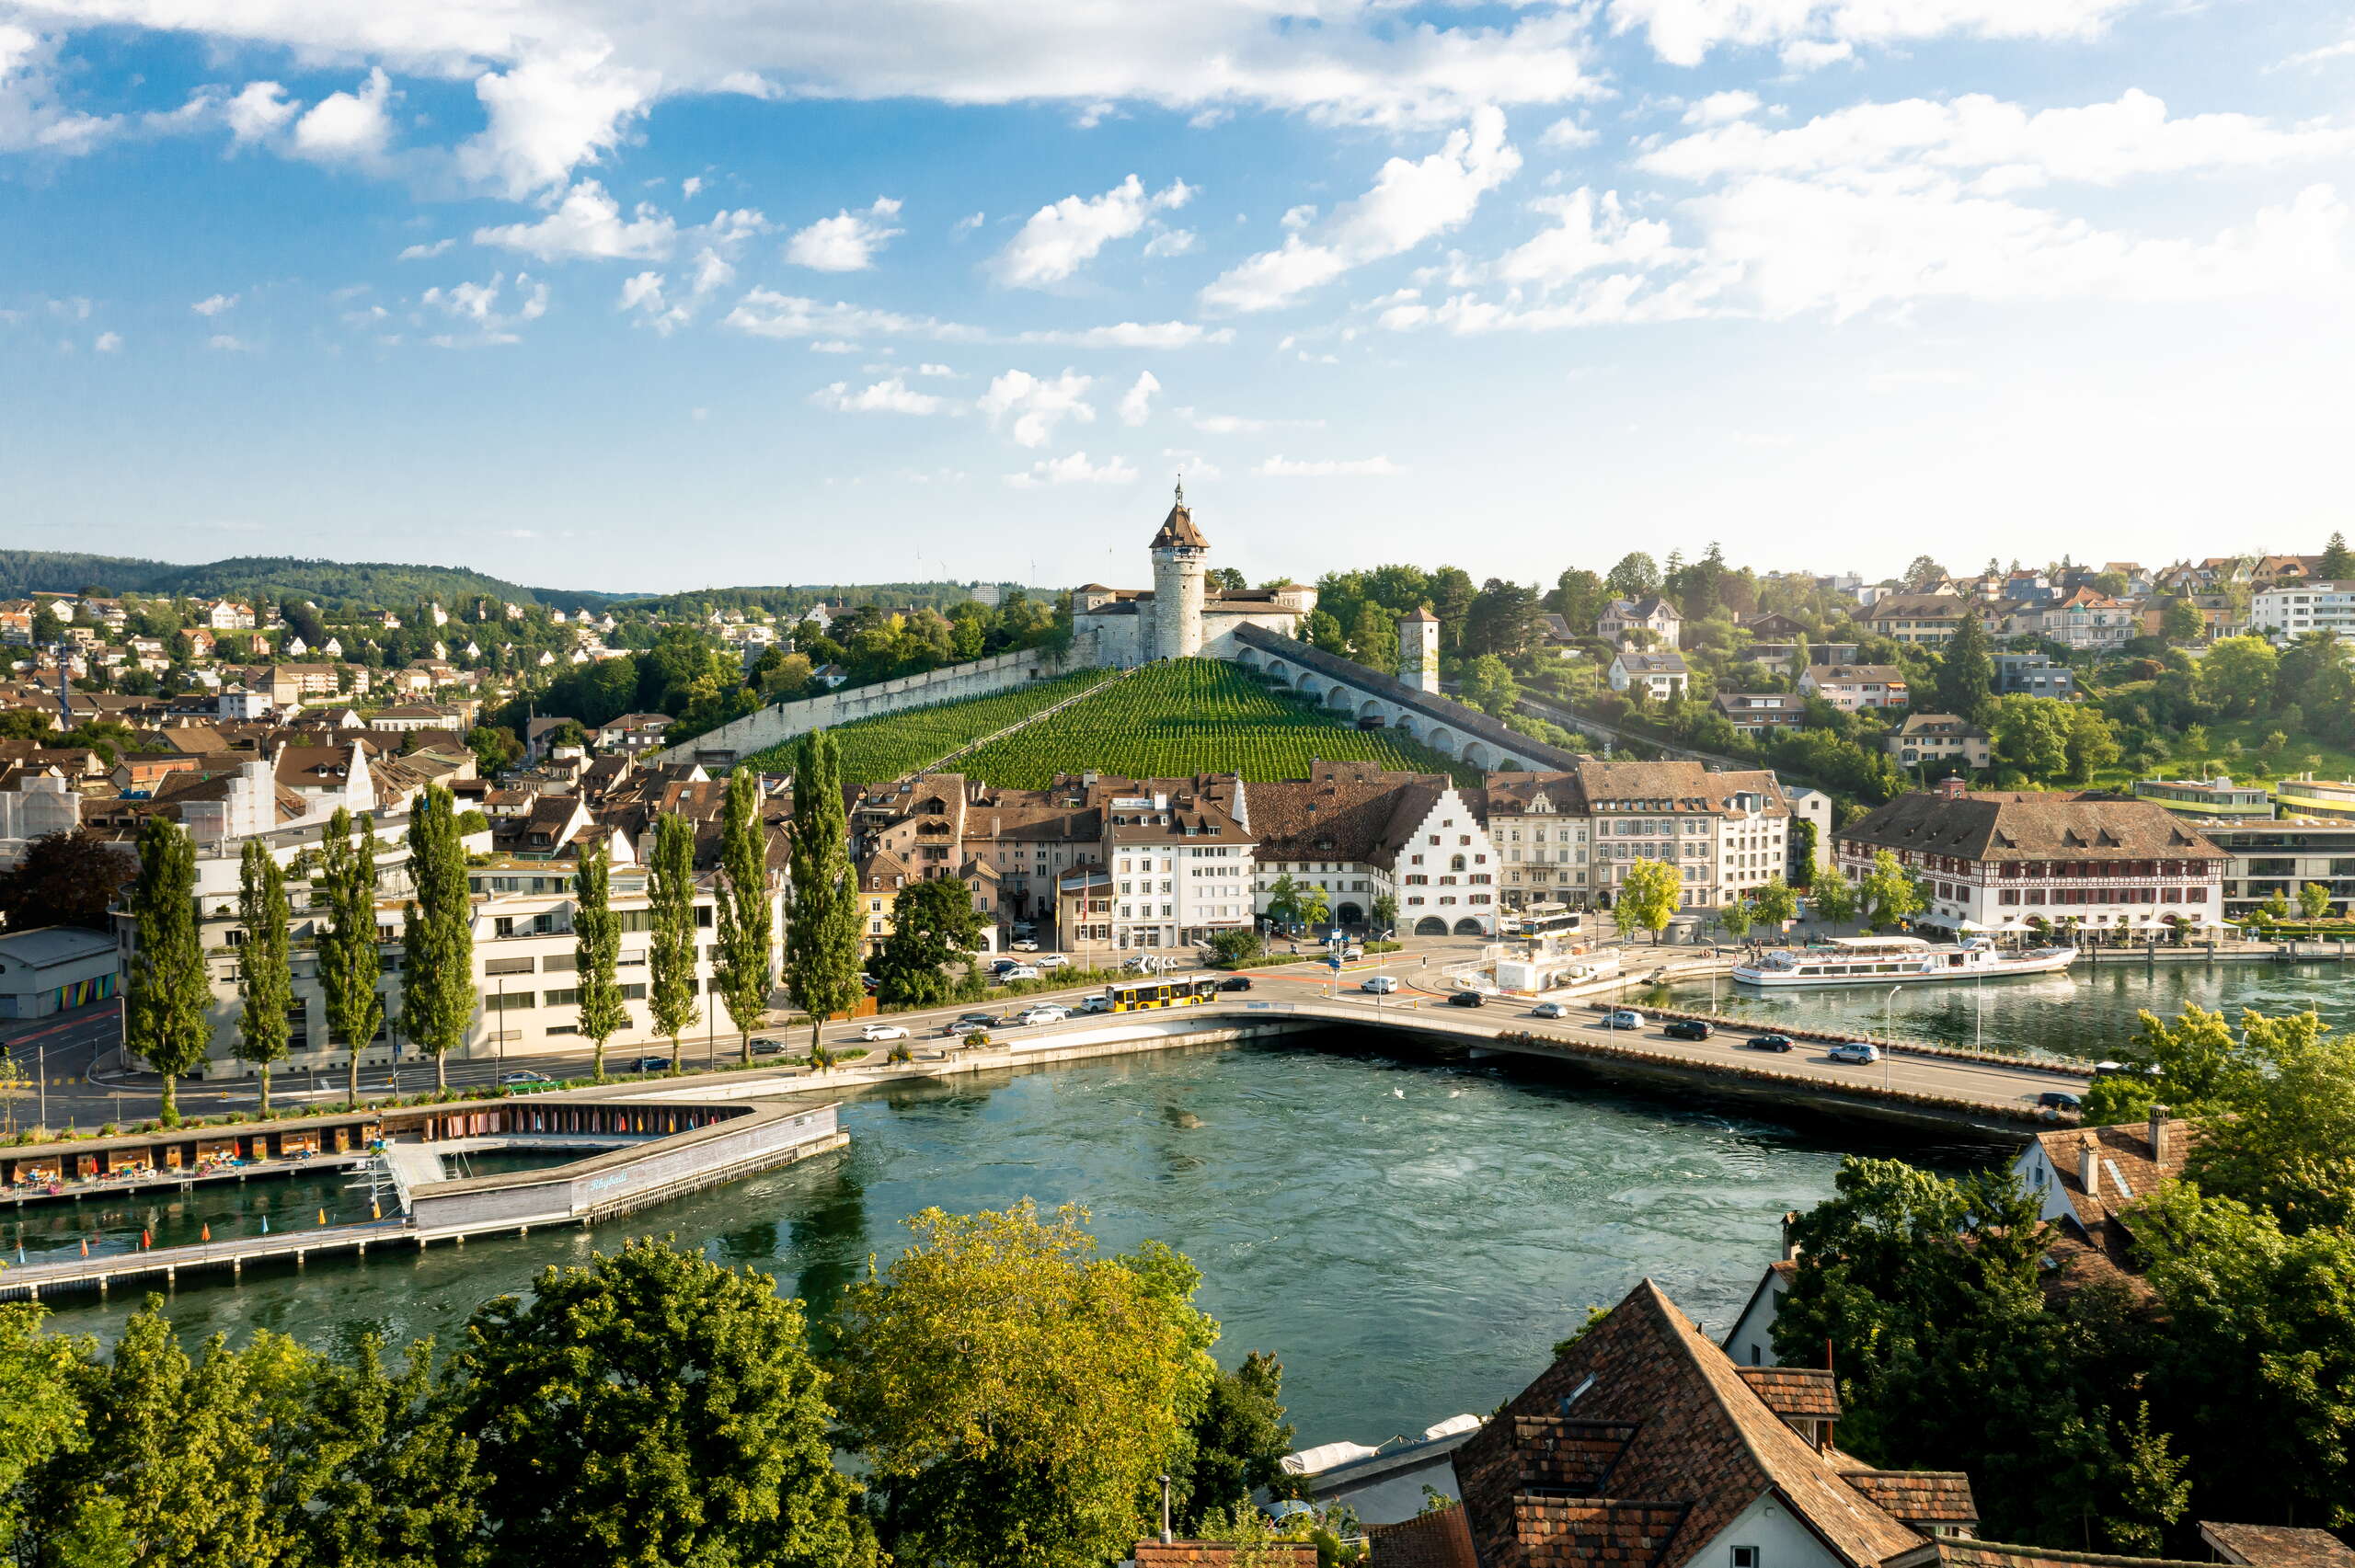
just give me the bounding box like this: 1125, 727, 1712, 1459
4, 0, 2354, 595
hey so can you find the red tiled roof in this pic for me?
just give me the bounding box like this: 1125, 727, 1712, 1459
2200, 1523, 2355, 1568
1839, 1471, 1979, 1527
1736, 1366, 1841, 1420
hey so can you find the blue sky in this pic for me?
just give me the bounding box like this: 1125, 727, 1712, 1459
5, 0, 2353, 594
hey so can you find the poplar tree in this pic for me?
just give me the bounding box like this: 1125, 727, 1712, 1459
402, 782, 477, 1092
235, 838, 293, 1114
648, 811, 701, 1073
127, 815, 208, 1127
785, 729, 861, 1056
713, 768, 776, 1066
571, 839, 630, 1081
318, 807, 386, 1109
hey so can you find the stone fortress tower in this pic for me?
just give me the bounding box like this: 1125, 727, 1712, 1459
1148, 481, 1211, 659
1398, 605, 1441, 692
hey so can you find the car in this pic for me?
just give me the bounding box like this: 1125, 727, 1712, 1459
1827, 1041, 1880, 1065
1010, 939, 1040, 953
2038, 1090, 2083, 1112
857, 1023, 911, 1042
629, 1055, 671, 1073
1013, 1005, 1068, 1026
1602, 1009, 1645, 1030
500, 1070, 553, 1085
1531, 1001, 1569, 1019
1446, 990, 1486, 1008
1217, 975, 1254, 991
1361, 975, 1401, 994
749, 1037, 788, 1057
1034, 953, 1070, 969
1342, 946, 1365, 961
1745, 1034, 1796, 1053
1079, 995, 1115, 1013
1663, 1020, 1714, 1041
945, 1013, 999, 1036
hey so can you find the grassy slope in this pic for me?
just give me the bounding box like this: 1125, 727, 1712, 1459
951, 658, 1481, 787
2085, 714, 2355, 793
738, 668, 1115, 784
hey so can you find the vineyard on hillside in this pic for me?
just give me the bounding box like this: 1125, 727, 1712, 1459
737, 668, 1113, 784
950, 659, 1480, 786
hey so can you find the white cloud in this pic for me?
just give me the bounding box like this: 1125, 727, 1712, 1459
992, 175, 1195, 288
420, 270, 550, 347
916, 362, 958, 376
1143, 227, 1198, 258
93, 330, 121, 352
458, 46, 657, 199
1540, 118, 1600, 149
292, 67, 394, 163
1006, 452, 1137, 487
1683, 90, 1762, 126
616, 246, 736, 332
1606, 0, 2142, 68
953, 212, 986, 237
223, 81, 298, 143
812, 375, 954, 415
1779, 38, 1855, 70
681, 175, 706, 198
979, 369, 1096, 447
1202, 107, 1520, 311
724, 289, 983, 342
192, 293, 238, 316
1492, 188, 1686, 288
1119, 371, 1160, 426
1255, 454, 1401, 475
206, 334, 249, 351
1161, 448, 1224, 480
1013, 320, 1231, 349
1281, 204, 1319, 231
398, 238, 454, 260
474, 180, 678, 260
0, 25, 117, 155
786, 198, 904, 271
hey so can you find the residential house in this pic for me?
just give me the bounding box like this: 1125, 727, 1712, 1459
856, 850, 910, 956
1991, 654, 2075, 700
203, 600, 258, 631
1858, 593, 1972, 649
1886, 714, 1990, 773
1713, 692, 1808, 736
2252, 554, 2326, 587
592, 713, 672, 756
368, 703, 468, 734
1799, 664, 1908, 710
1608, 649, 1690, 701
1596, 596, 1683, 649
2015, 587, 2135, 651
1834, 780, 2228, 936
1740, 612, 1809, 640
1747, 642, 1859, 677
1484, 761, 1793, 913
2249, 580, 2355, 645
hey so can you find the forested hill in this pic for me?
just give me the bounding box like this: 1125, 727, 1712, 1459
0, 550, 617, 611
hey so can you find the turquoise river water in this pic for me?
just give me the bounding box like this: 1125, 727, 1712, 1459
18, 961, 2347, 1448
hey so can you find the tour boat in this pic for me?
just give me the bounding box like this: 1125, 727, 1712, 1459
1731, 934, 2077, 989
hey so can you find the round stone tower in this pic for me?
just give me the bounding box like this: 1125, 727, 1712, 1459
1148, 481, 1210, 659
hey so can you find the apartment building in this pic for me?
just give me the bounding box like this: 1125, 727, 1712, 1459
1991, 653, 2075, 700
1246, 761, 1498, 936
1886, 714, 1990, 773
1835, 781, 2227, 934
2274, 777, 2355, 821
2190, 816, 2355, 919
1713, 692, 1808, 735
2250, 581, 2355, 644
1482, 761, 1793, 913
1799, 664, 1908, 710
1856, 593, 1971, 648
2133, 776, 2274, 820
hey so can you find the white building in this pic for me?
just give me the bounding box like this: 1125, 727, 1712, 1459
1070, 486, 1315, 664
1246, 764, 1500, 936
2251, 580, 2355, 645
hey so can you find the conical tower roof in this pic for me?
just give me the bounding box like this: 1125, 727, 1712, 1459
1149, 480, 1208, 551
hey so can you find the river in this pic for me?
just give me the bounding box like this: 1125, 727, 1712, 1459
20, 1032, 1999, 1448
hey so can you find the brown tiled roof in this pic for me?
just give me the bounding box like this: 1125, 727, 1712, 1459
1246, 764, 1452, 867
1148, 498, 1208, 551
1839, 1471, 1978, 1527
1807, 664, 1907, 684
2033, 1117, 2194, 1231
1890, 1540, 2216, 1568
1859, 594, 1971, 622
2200, 1524, 2355, 1568
1367, 1502, 1478, 1567
1839, 792, 2223, 864
1509, 1499, 1691, 1568
1132, 1544, 1316, 1567
1735, 1366, 1840, 1420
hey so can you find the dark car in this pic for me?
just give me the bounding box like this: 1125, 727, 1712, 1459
2038, 1090, 2083, 1112
629, 1055, 671, 1073
1446, 990, 1486, 1008
749, 1037, 787, 1057
1663, 1019, 1713, 1041
1219, 976, 1254, 991
1745, 1034, 1795, 1053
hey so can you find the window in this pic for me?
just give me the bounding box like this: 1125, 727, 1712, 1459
1732, 1550, 1759, 1568
618, 982, 648, 1001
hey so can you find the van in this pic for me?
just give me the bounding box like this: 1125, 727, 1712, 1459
1360, 976, 1401, 994
999, 965, 1041, 983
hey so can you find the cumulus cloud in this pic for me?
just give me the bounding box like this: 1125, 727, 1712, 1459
93, 330, 121, 352
1201, 107, 1520, 311
1005, 452, 1138, 487
992, 175, 1195, 287
398, 238, 454, 260
979, 368, 1096, 446
1255, 454, 1401, 475
420, 270, 550, 347
223, 81, 298, 143
205, 333, 249, 350
1540, 117, 1600, 149
1119, 371, 1160, 426
1012, 320, 1231, 349
811, 374, 953, 414
474, 180, 678, 259
724, 289, 983, 343
192, 293, 238, 316
1606, 0, 2142, 68
292, 67, 395, 163
1143, 228, 1198, 258
0, 25, 118, 155
1683, 90, 1762, 126
786, 198, 904, 271
458, 46, 657, 199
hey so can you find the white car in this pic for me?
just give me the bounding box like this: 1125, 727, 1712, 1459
857, 1023, 911, 1042
1361, 976, 1401, 994
1014, 1004, 1068, 1026
1010, 939, 1040, 952
1034, 953, 1070, 969
1531, 1001, 1569, 1019
1079, 995, 1115, 1014
999, 965, 1041, 983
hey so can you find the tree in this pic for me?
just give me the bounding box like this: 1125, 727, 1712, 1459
1345, 601, 1397, 676
1902, 555, 1948, 591
0, 829, 135, 933
402, 783, 476, 1093
465, 725, 522, 775
1459, 655, 1522, 719
1203, 928, 1262, 967
1809, 863, 1858, 926
1370, 893, 1398, 933
1990, 693, 2074, 781
234, 840, 293, 1115
317, 809, 385, 1109
1614, 858, 1680, 944
453, 1239, 875, 1568
2062, 704, 2122, 784
833, 1202, 1201, 1568
2078, 1003, 2271, 1125
2179, 1016, 2355, 1235
2200, 635, 2280, 716
2301, 881, 2336, 921
0, 1300, 99, 1559
126, 816, 208, 1127
1464, 578, 1543, 658
1264, 873, 1303, 929
1297, 883, 1330, 931
1753, 876, 1800, 928
571, 840, 629, 1080
647, 811, 701, 1073
1603, 553, 1660, 601
1546, 568, 1610, 634
872, 876, 984, 1009
1933, 611, 1993, 725
2160, 596, 2205, 643
1176, 1352, 1294, 1534
1856, 848, 1924, 929
785, 729, 862, 1056
1717, 898, 1754, 939
2323, 532, 2355, 579
1787, 818, 1817, 887
713, 768, 777, 1064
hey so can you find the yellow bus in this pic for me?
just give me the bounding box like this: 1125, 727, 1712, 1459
1104, 975, 1223, 1012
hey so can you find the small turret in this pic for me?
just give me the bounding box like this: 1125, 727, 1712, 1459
1399, 605, 1441, 693
1150, 480, 1209, 659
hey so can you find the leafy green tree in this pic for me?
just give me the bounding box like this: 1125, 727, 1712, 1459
234, 840, 293, 1115
1264, 873, 1303, 929
0, 828, 136, 933
1345, 601, 1397, 676
2261, 887, 2292, 921
1856, 848, 1925, 929
465, 725, 522, 775
1464, 578, 1543, 658
2200, 635, 2280, 716
290, 1335, 488, 1568
833, 1202, 1199, 1568
713, 768, 777, 1065
1933, 610, 1993, 725
1296, 883, 1330, 931
401, 783, 476, 1093
1717, 898, 1754, 939
453, 1239, 874, 1568
1204, 928, 1263, 967
126, 816, 209, 1127
2160, 596, 2205, 643
786, 729, 862, 1056
1545, 568, 1610, 634
2300, 881, 2335, 921
2180, 1015, 2355, 1234
0, 1301, 98, 1559
1808, 862, 1858, 925
1902, 555, 1948, 591
647, 811, 701, 1073
872, 876, 984, 1009
1753, 876, 1800, 928
2078, 1003, 2272, 1125
1459, 655, 1522, 719
317, 809, 385, 1109
1991, 693, 2073, 781
571, 840, 629, 1081
1603, 553, 1660, 600
1614, 857, 1681, 944
1176, 1352, 1294, 1533
1786, 818, 1817, 887
1370, 893, 1398, 933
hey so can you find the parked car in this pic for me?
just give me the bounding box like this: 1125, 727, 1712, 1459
1013, 1004, 1068, 1026
500, 1070, 552, 1085
628, 1056, 670, 1073
1034, 953, 1070, 969
2038, 1090, 2083, 1112
1219, 976, 1254, 991
857, 1023, 911, 1042
1663, 1020, 1714, 1041
1341, 945, 1364, 961
999, 965, 1041, 983
1602, 1009, 1645, 1030
1010, 939, 1040, 953
1746, 1034, 1795, 1053
1446, 990, 1486, 1008
1827, 1041, 1880, 1065
1361, 976, 1401, 994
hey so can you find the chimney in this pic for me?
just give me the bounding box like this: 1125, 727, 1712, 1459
2147, 1104, 2170, 1164
2078, 1135, 2099, 1196
1779, 1209, 1801, 1262
1936, 776, 1968, 801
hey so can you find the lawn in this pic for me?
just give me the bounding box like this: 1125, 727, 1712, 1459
2085, 714, 2355, 794
736, 667, 1114, 785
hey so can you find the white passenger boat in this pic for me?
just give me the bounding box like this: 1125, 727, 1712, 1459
1731, 934, 2076, 989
